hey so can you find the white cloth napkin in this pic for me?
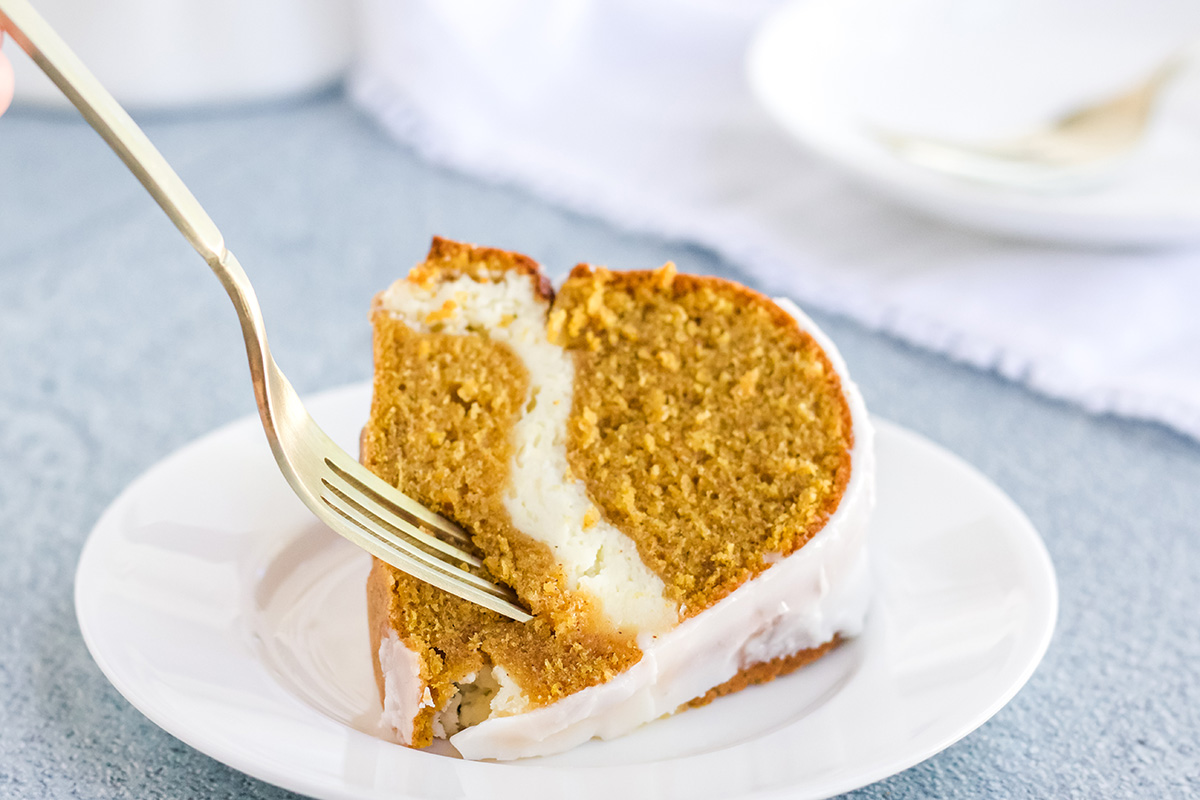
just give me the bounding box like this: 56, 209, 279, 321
349, 0, 1200, 442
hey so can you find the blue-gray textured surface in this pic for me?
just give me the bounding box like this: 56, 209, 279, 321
1, 91, 1198, 799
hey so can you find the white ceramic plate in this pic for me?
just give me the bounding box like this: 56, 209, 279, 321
76, 381, 1057, 800
747, 0, 1200, 246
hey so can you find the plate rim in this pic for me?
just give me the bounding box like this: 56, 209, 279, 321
74, 381, 1059, 800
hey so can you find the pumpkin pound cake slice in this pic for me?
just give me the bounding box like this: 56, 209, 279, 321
363, 238, 875, 760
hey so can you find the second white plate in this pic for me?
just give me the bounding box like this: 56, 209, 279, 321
75, 381, 1057, 800
748, 0, 1200, 246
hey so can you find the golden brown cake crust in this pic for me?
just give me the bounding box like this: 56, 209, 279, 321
685, 636, 843, 709
552, 263, 854, 615
371, 236, 554, 311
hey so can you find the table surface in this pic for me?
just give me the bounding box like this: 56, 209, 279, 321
1, 90, 1197, 800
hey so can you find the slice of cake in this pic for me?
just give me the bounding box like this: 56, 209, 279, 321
362, 237, 874, 760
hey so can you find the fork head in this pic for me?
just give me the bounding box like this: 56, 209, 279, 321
261, 368, 533, 623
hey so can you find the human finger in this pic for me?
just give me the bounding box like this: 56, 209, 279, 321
0, 34, 14, 116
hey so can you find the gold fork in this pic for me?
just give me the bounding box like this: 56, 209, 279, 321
0, 0, 531, 622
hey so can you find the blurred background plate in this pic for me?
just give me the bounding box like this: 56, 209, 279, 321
748, 0, 1200, 247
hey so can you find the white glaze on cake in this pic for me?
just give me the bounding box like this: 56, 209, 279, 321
375, 278, 875, 760
377, 632, 428, 746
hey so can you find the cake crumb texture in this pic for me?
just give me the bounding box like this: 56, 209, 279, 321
553, 264, 854, 614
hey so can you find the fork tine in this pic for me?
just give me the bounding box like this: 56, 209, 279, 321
320, 494, 516, 601
324, 456, 473, 547
316, 444, 532, 618
319, 493, 532, 621
297, 417, 534, 619
320, 478, 484, 570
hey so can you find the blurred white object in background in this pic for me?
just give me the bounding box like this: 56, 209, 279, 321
2, 0, 353, 109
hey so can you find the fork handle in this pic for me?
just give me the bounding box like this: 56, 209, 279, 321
0, 0, 286, 422
0, 0, 225, 265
